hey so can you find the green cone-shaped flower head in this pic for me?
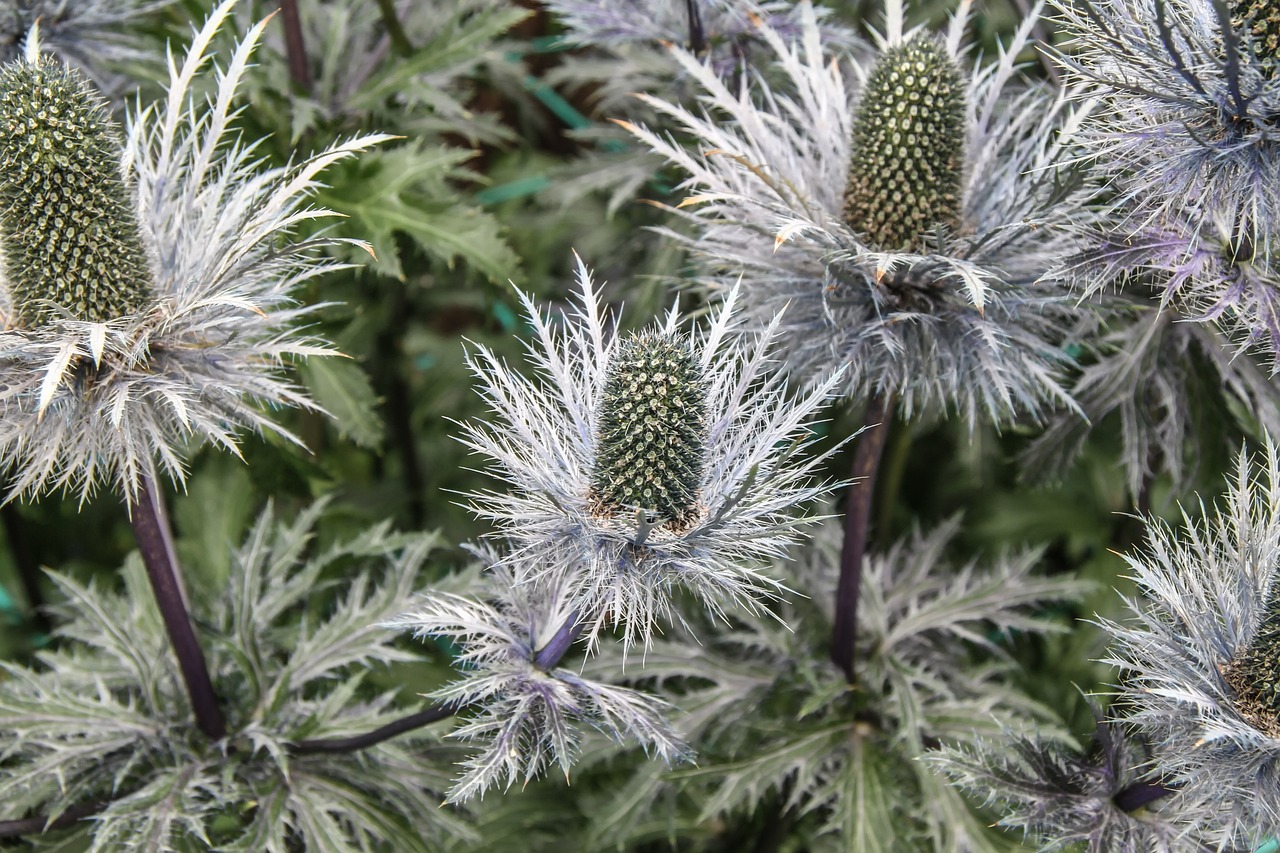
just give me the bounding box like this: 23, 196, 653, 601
0, 55, 152, 326
843, 37, 967, 252
591, 331, 706, 528
1223, 592, 1280, 737
1234, 0, 1280, 75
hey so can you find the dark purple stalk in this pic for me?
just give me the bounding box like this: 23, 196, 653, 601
293, 703, 458, 754
831, 393, 894, 683
1113, 779, 1174, 812
0, 800, 106, 838
685, 0, 707, 55
534, 609, 584, 671
373, 0, 414, 57
279, 0, 312, 93
130, 475, 226, 741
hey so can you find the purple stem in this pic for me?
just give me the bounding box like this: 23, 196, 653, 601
534, 609, 584, 671
831, 393, 894, 683
130, 475, 226, 741
0, 800, 106, 838
279, 0, 312, 93
293, 703, 458, 753
1113, 779, 1175, 812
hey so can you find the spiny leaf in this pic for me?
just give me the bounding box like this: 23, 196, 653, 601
316, 144, 519, 282
298, 358, 385, 449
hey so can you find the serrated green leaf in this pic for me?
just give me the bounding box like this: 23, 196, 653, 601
298, 358, 384, 449
349, 7, 531, 112
318, 145, 519, 282
841, 733, 902, 853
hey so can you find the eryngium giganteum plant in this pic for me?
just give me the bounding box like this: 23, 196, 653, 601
624, 0, 1092, 422
1096, 442, 1280, 848
386, 554, 688, 803
0, 500, 467, 850
1053, 0, 1280, 236
933, 708, 1183, 850
1053, 0, 1280, 364
458, 256, 845, 650
0, 1, 388, 504
0, 0, 173, 90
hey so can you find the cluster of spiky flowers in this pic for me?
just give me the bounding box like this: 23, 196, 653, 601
0, 1, 388, 505
0, 501, 467, 850
459, 256, 845, 650
623, 0, 1095, 423
385, 553, 688, 802
0, 0, 173, 92
1090, 442, 1280, 848
1052, 0, 1280, 365
575, 517, 1090, 850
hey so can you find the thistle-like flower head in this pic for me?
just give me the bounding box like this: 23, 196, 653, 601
624, 0, 1093, 422
0, 1, 389, 504
0, 0, 173, 92
459, 255, 845, 650
1053, 0, 1280, 240
1100, 441, 1280, 847
386, 555, 688, 802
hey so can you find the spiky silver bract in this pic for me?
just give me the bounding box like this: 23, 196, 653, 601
1052, 0, 1280, 238
1025, 303, 1280, 497
0, 1, 390, 505
0, 500, 466, 851
932, 713, 1183, 852
0, 0, 172, 91
459, 256, 845, 651
1063, 208, 1280, 369
1052, 0, 1280, 364
1100, 442, 1280, 848
385, 559, 688, 803
623, 0, 1092, 423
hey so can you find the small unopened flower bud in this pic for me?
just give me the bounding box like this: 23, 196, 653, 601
1222, 597, 1280, 737
1233, 0, 1280, 75
0, 56, 152, 326
843, 38, 966, 252
590, 332, 706, 528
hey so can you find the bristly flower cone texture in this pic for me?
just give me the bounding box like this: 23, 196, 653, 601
0, 56, 152, 326
1224, 588, 1280, 738
590, 331, 707, 529
843, 37, 966, 251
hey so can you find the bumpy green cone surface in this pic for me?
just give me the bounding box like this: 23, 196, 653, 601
843, 38, 966, 252
591, 332, 706, 527
0, 57, 152, 326
1234, 0, 1280, 75
1224, 597, 1280, 737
